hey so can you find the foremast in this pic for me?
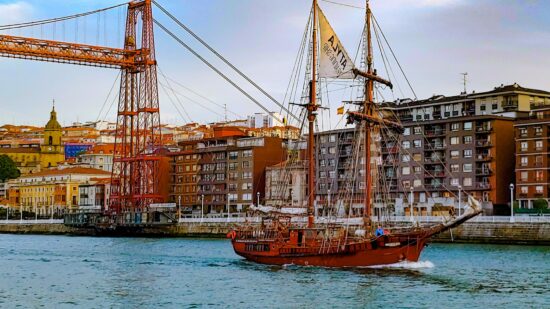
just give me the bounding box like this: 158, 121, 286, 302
307, 0, 319, 228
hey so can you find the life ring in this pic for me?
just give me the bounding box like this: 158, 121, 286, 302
226, 230, 237, 240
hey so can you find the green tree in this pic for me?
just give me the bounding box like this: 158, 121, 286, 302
533, 199, 548, 213
0, 155, 20, 182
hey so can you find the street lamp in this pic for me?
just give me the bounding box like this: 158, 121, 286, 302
327, 189, 331, 218
201, 194, 204, 224
5, 206, 9, 223
178, 195, 181, 220
509, 183, 515, 223
227, 193, 231, 223
458, 185, 462, 217
256, 192, 260, 207
409, 187, 414, 222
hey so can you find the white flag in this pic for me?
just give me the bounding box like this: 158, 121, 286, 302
317, 5, 355, 79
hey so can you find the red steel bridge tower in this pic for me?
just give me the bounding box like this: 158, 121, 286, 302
0, 0, 164, 224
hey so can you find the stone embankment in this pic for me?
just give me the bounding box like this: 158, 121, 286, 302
0, 220, 549, 245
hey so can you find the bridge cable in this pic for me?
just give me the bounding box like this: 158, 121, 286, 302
152, 0, 300, 123
153, 19, 290, 124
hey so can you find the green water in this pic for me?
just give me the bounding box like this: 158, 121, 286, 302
0, 234, 548, 308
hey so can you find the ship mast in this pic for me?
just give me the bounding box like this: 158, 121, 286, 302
307, 0, 318, 228
364, 0, 373, 219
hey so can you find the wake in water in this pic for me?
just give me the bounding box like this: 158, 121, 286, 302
365, 260, 435, 270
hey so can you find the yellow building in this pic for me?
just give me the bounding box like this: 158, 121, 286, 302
0, 105, 65, 174
10, 167, 110, 215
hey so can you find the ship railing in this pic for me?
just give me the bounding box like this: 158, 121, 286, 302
0, 219, 64, 224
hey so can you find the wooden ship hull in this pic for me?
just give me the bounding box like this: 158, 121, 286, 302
230, 207, 481, 267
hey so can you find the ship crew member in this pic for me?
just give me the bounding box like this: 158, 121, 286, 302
375, 226, 385, 237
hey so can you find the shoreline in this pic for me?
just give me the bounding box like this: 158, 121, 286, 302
1, 221, 549, 245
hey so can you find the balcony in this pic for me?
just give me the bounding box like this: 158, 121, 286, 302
476, 140, 492, 148
476, 126, 493, 133
476, 183, 492, 190
476, 154, 493, 161
425, 130, 446, 137
425, 184, 445, 191
425, 157, 445, 164
425, 171, 445, 178
425, 143, 446, 151
476, 168, 493, 175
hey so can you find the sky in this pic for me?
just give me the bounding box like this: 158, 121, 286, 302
0, 0, 549, 128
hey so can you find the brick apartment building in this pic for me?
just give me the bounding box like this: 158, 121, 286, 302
168, 127, 286, 216
514, 106, 550, 208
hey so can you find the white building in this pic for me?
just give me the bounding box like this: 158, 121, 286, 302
247, 112, 284, 128
77, 144, 114, 172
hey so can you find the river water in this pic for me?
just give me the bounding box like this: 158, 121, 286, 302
0, 234, 548, 308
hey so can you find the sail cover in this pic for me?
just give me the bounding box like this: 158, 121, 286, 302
317, 5, 355, 79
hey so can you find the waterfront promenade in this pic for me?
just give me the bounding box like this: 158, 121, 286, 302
1, 216, 549, 245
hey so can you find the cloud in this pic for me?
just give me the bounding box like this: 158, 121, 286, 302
0, 1, 33, 25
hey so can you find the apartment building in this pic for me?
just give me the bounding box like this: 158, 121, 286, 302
514, 106, 550, 208
195, 128, 285, 215
394, 116, 515, 215
168, 141, 200, 214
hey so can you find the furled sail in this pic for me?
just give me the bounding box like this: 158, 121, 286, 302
317, 5, 355, 79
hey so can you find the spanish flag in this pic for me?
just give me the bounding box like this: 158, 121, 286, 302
337, 106, 345, 115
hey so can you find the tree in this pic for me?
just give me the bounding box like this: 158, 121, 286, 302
0, 155, 20, 182
533, 199, 548, 213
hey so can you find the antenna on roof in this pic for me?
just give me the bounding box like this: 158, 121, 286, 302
461, 72, 468, 94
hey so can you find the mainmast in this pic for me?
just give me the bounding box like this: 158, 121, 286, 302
364, 0, 373, 219
307, 0, 318, 228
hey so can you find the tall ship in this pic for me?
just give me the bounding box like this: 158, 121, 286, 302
229, 0, 482, 267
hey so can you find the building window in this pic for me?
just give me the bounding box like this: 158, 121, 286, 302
536, 186, 544, 194
450, 150, 460, 159
320, 160, 326, 167
520, 186, 528, 194
535, 170, 544, 181
229, 151, 238, 160
242, 150, 252, 157
414, 127, 422, 134
329, 134, 337, 142
414, 166, 422, 174
519, 128, 527, 137
535, 155, 543, 166
320, 136, 328, 143
320, 171, 327, 178
451, 123, 460, 131
450, 137, 459, 145
328, 159, 335, 167
402, 180, 410, 188
464, 122, 472, 131
535, 127, 543, 136
413, 140, 422, 148
242, 161, 251, 168
450, 164, 459, 172
328, 147, 336, 154
492, 103, 498, 110
242, 193, 252, 201
242, 182, 253, 190
450, 178, 459, 186
464, 149, 472, 158
520, 171, 528, 182
464, 136, 472, 144
242, 172, 252, 179
413, 153, 422, 162
329, 171, 336, 179
520, 142, 528, 152
463, 178, 472, 187
520, 156, 528, 166
403, 155, 410, 162
403, 128, 410, 136
413, 179, 422, 188
402, 141, 410, 149
480, 104, 486, 111
536, 140, 543, 150
463, 163, 472, 172
321, 148, 327, 155
402, 167, 411, 175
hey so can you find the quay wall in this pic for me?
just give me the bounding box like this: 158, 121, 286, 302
0, 221, 549, 245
